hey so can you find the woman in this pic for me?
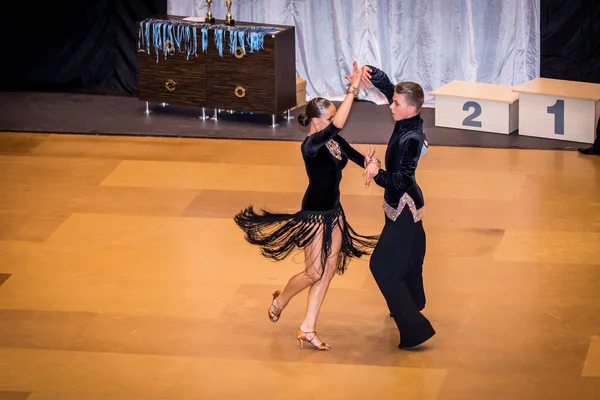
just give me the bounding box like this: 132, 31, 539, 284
234, 64, 380, 350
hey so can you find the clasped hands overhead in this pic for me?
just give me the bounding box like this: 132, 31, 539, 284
345, 61, 379, 186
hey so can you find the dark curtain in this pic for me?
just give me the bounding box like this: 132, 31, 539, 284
0, 0, 166, 95
540, 0, 600, 84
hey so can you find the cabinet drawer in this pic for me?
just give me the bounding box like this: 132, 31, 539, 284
137, 50, 206, 106
207, 82, 276, 114
206, 38, 276, 82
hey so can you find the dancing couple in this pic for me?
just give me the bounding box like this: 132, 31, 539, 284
234, 62, 435, 350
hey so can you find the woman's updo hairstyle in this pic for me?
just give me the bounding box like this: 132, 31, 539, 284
297, 97, 332, 127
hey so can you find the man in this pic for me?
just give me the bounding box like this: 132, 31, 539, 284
578, 117, 600, 155
359, 64, 436, 349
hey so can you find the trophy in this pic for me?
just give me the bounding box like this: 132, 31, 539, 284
224, 0, 235, 25
205, 0, 215, 23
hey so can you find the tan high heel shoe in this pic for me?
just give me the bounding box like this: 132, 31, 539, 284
268, 291, 283, 323
296, 328, 331, 351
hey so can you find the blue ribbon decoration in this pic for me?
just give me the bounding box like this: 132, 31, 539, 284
137, 18, 279, 63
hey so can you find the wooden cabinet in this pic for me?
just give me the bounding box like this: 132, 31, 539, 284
136, 15, 296, 115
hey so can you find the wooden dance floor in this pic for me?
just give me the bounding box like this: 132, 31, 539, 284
1, 131, 599, 399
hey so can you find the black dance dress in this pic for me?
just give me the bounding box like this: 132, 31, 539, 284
234, 123, 379, 275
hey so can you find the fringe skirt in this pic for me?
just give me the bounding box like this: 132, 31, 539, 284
233, 204, 379, 275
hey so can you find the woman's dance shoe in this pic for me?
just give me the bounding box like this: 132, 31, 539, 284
296, 328, 331, 351
268, 291, 283, 323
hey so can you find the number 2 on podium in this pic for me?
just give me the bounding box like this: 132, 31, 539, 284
462, 101, 482, 127
547, 99, 564, 135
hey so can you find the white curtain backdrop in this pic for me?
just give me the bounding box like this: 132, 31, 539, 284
167, 0, 540, 104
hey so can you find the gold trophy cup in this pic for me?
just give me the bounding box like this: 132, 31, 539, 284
205, 0, 215, 23
224, 0, 235, 25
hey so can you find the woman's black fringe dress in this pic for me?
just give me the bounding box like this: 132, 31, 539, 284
234, 123, 379, 275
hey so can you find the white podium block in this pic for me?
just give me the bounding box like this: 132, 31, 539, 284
429, 81, 519, 134
513, 78, 600, 144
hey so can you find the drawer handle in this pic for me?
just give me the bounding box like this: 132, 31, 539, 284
165, 79, 177, 91
164, 39, 175, 55
234, 46, 244, 59
234, 86, 246, 98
